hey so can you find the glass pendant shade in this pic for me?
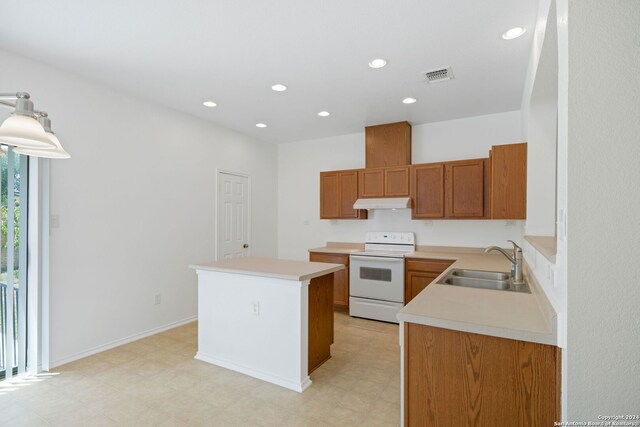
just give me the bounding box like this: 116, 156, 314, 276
0, 114, 56, 149
14, 132, 70, 159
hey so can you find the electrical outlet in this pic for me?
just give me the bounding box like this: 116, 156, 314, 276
505, 220, 516, 226
251, 301, 260, 316
154, 293, 161, 305
303, 220, 310, 226
50, 214, 60, 228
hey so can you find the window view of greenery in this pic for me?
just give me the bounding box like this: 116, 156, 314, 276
0, 148, 25, 376
1, 150, 21, 277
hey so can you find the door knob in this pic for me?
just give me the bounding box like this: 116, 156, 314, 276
243, 243, 249, 248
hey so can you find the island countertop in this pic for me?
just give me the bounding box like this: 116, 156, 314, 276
190, 257, 344, 281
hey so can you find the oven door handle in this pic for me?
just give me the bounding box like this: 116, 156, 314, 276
350, 255, 404, 263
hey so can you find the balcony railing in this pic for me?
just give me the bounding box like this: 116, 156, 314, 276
0, 281, 19, 379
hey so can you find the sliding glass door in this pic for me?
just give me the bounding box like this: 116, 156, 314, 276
0, 147, 28, 380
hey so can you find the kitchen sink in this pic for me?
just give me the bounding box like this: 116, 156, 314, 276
451, 269, 510, 281
438, 269, 530, 293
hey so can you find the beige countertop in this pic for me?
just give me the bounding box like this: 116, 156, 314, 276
308, 243, 557, 345
524, 235, 558, 263
399, 250, 557, 345
190, 257, 344, 282
308, 242, 364, 254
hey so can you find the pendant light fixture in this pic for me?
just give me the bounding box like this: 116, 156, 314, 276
14, 113, 70, 159
0, 93, 56, 150
0, 91, 69, 159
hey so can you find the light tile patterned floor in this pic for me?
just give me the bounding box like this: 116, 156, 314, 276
0, 312, 400, 426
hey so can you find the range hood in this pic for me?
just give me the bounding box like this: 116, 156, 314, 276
353, 197, 411, 210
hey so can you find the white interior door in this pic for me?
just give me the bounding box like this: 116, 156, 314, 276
217, 172, 249, 260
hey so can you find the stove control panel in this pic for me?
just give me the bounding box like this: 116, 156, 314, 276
364, 232, 415, 245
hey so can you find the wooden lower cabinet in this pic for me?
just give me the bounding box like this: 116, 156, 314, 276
405, 258, 454, 303
309, 252, 350, 310
308, 273, 334, 373
406, 272, 439, 303
404, 323, 561, 427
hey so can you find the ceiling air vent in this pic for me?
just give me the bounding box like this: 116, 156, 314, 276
423, 66, 454, 83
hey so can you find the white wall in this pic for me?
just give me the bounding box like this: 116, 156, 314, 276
0, 49, 278, 366
525, 0, 558, 236
520, 0, 565, 328
555, 0, 569, 418
519, 0, 568, 415
278, 111, 525, 260
566, 0, 640, 419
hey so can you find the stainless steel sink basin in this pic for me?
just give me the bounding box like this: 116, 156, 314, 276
443, 276, 510, 290
438, 269, 530, 293
451, 269, 510, 281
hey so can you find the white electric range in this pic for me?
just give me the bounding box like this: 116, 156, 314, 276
349, 232, 415, 323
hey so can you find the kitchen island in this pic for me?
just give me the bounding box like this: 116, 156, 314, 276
189, 257, 344, 392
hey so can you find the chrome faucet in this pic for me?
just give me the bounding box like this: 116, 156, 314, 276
484, 240, 524, 286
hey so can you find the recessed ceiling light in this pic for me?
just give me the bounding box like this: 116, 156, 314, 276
402, 97, 417, 104
202, 101, 217, 107
502, 27, 526, 40
256, 123, 267, 128
318, 111, 331, 117
271, 84, 287, 92
368, 58, 387, 69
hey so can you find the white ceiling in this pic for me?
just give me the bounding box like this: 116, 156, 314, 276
0, 1, 538, 143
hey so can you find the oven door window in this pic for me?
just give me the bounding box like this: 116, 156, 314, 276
359, 267, 392, 282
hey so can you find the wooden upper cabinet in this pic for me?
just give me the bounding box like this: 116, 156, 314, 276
445, 159, 486, 218
320, 172, 339, 219
411, 163, 445, 219
411, 158, 489, 220
320, 169, 367, 220
384, 166, 410, 196
365, 121, 412, 168
338, 170, 361, 219
358, 166, 410, 198
358, 168, 385, 198
490, 142, 527, 219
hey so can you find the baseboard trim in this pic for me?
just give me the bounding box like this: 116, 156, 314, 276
49, 316, 197, 369
195, 352, 311, 393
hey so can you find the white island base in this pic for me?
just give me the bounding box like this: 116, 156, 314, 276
191, 257, 343, 392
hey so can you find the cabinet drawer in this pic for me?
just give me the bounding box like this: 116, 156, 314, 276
405, 258, 454, 274
309, 252, 350, 266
